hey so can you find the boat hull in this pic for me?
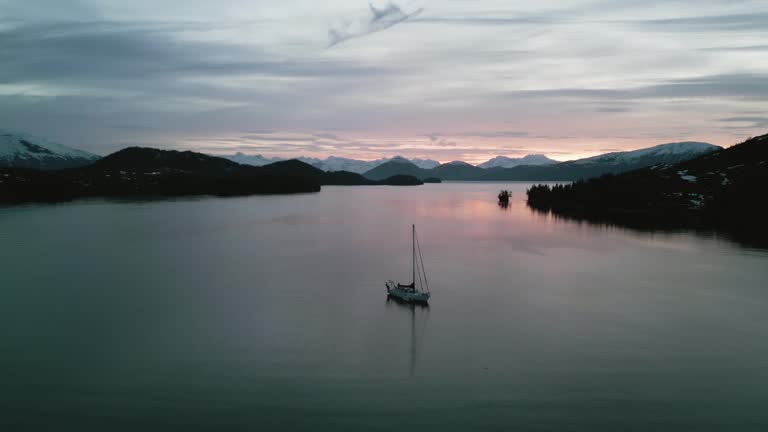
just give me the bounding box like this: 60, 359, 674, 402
386, 281, 430, 303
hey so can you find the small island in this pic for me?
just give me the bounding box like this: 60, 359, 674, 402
498, 189, 510, 208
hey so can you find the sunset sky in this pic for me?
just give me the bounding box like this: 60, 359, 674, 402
2, 0, 767, 163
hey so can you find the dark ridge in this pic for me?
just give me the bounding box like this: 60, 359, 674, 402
92, 147, 244, 173
0, 148, 424, 204
259, 159, 325, 178
0, 148, 320, 203
363, 159, 432, 181
259, 159, 421, 186
378, 174, 424, 186
20, 140, 54, 155
526, 133, 768, 247
321, 170, 376, 185
432, 162, 486, 181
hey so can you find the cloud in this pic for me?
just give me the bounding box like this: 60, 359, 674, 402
700, 45, 768, 52
3, 1, 768, 159
328, 2, 424, 47
499, 73, 768, 102
429, 131, 528, 139
454, 131, 529, 138
427, 135, 456, 147
717, 116, 768, 128
638, 74, 768, 100
596, 107, 631, 113
313, 133, 343, 141
634, 13, 768, 32
413, 16, 550, 26
0, 22, 394, 85
239, 134, 310, 142
110, 123, 163, 131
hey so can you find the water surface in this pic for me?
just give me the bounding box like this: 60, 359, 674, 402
1, 183, 767, 431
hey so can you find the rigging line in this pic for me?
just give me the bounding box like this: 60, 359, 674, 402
417, 250, 425, 292
414, 231, 423, 291
415, 230, 429, 293
416, 233, 427, 293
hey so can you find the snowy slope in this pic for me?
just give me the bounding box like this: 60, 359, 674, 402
479, 154, 558, 169
574, 142, 721, 165
410, 158, 440, 169
226, 152, 283, 166
0, 129, 100, 169
312, 156, 384, 173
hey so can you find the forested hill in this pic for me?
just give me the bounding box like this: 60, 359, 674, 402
0, 148, 421, 203
526, 133, 768, 244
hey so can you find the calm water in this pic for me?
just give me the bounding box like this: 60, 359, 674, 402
1, 182, 767, 431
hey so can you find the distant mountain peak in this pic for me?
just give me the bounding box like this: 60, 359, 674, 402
478, 154, 558, 169
409, 157, 441, 169
0, 128, 100, 170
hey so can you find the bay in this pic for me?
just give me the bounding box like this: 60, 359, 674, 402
1, 182, 767, 431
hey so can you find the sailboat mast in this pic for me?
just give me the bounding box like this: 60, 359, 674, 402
412, 224, 416, 288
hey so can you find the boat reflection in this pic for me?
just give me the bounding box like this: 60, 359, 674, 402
386, 295, 429, 377
386, 294, 430, 309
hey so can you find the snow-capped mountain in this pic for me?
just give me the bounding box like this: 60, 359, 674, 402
310, 156, 385, 173
222, 154, 440, 174
574, 142, 721, 165
479, 154, 558, 169
221, 141, 721, 178
0, 129, 100, 169
226, 152, 283, 166
410, 158, 440, 169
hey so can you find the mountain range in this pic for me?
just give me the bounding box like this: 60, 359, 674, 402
223, 153, 441, 173
478, 154, 558, 168
0, 129, 722, 182
222, 153, 559, 173
363, 142, 722, 181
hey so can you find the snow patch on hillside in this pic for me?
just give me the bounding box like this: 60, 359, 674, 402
575, 142, 721, 165
479, 154, 558, 169
0, 129, 100, 169
226, 152, 283, 166
0, 129, 98, 160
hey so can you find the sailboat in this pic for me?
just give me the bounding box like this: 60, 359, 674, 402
386, 224, 431, 303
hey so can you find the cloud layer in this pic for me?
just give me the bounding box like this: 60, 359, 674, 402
2, 0, 767, 161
